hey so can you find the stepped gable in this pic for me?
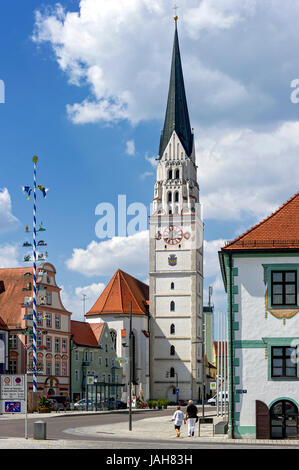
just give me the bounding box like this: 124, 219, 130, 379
86, 269, 149, 316
222, 192, 299, 250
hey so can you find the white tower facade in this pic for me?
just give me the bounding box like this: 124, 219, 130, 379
149, 20, 204, 402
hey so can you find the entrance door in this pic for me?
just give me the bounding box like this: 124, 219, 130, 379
270, 400, 298, 439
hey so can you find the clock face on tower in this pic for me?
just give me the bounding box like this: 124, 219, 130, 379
163, 225, 183, 245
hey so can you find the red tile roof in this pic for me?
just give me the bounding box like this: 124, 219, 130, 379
71, 320, 104, 347
0, 267, 31, 327
0, 264, 69, 328
222, 192, 299, 250
86, 269, 149, 317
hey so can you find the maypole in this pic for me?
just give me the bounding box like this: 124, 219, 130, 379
22, 156, 48, 393
32, 155, 38, 392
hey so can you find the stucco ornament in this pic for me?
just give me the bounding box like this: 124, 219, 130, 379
265, 288, 299, 325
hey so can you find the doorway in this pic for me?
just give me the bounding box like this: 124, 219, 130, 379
270, 400, 298, 439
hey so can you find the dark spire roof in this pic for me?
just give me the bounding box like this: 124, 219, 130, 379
159, 22, 193, 159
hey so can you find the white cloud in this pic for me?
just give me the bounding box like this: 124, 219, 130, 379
0, 188, 19, 233
140, 171, 153, 180
203, 239, 225, 278
0, 244, 20, 268
66, 230, 149, 278
184, 0, 256, 38
125, 140, 135, 156
145, 154, 158, 168
198, 121, 299, 222
60, 281, 106, 320
203, 239, 227, 312
32, 0, 276, 126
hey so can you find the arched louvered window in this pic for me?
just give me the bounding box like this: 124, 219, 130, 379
171, 282, 174, 290
170, 345, 175, 356
168, 170, 173, 180
174, 192, 179, 202
175, 169, 180, 179
110, 329, 117, 351
170, 301, 175, 312
168, 192, 172, 202
170, 324, 175, 334
170, 367, 175, 377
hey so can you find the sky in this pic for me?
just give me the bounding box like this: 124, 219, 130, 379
1, 0, 299, 328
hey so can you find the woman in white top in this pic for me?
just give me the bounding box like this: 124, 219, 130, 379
171, 406, 185, 437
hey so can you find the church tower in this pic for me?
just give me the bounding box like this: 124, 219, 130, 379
149, 17, 204, 402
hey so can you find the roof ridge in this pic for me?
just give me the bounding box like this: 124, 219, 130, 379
101, 270, 118, 312
118, 270, 124, 312
120, 270, 140, 313
223, 191, 299, 249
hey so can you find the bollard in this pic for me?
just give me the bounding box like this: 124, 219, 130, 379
33, 421, 47, 440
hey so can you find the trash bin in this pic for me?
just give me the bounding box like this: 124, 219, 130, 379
34, 421, 47, 440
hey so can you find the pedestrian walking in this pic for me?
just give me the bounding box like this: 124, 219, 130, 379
184, 400, 198, 437
171, 406, 185, 438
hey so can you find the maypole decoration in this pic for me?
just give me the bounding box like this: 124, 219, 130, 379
32, 155, 38, 393
22, 156, 49, 393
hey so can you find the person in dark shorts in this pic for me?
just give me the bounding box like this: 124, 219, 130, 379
171, 406, 185, 437
184, 400, 198, 436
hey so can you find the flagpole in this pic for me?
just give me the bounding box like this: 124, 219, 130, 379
224, 315, 227, 419
216, 312, 220, 417
32, 156, 38, 393
220, 312, 223, 417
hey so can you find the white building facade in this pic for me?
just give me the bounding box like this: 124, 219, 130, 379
219, 192, 299, 439
149, 20, 204, 402
85, 269, 150, 403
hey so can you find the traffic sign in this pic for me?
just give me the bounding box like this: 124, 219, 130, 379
1, 400, 26, 414
0, 375, 25, 400
176, 388, 179, 394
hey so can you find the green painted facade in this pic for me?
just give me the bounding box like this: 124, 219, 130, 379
71, 322, 123, 402
219, 249, 299, 439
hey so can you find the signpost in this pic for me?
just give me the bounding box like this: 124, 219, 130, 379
210, 382, 216, 391
0, 374, 28, 438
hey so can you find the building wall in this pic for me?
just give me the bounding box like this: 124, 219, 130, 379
86, 315, 149, 401
71, 323, 123, 401
149, 210, 204, 401
8, 263, 71, 396
0, 330, 8, 374
226, 253, 299, 438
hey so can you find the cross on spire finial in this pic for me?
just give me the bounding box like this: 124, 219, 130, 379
173, 4, 178, 21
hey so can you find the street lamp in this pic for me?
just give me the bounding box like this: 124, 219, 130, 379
122, 301, 133, 430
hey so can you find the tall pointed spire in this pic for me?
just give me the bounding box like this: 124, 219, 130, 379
159, 20, 193, 159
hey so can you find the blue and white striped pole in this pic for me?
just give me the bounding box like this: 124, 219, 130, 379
32, 155, 38, 393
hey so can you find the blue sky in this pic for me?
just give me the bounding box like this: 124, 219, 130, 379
1, 0, 299, 324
